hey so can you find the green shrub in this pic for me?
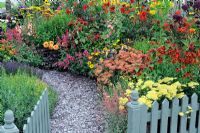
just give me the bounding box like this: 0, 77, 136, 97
0, 69, 57, 131
34, 13, 74, 45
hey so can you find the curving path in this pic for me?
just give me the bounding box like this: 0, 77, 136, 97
42, 71, 107, 133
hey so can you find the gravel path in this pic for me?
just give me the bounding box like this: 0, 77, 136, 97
42, 71, 107, 133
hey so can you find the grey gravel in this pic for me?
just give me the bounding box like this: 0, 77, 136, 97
42, 71, 107, 133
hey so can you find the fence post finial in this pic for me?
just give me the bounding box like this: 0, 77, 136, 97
127, 90, 142, 133
0, 110, 19, 133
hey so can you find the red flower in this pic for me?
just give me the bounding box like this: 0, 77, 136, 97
177, 27, 187, 33
110, 6, 115, 13
73, 2, 77, 7
175, 10, 182, 15
183, 72, 191, 78
176, 68, 181, 72
130, 0, 135, 3
157, 57, 163, 64
163, 22, 170, 31
83, 4, 88, 11
95, 34, 100, 40
139, 11, 147, 21
120, 7, 126, 14
66, 8, 71, 14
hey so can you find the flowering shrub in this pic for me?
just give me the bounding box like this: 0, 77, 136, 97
119, 77, 199, 109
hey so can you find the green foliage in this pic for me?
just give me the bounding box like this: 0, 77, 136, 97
34, 13, 74, 45
14, 43, 42, 66
0, 2, 5, 8
0, 70, 57, 131
106, 113, 127, 133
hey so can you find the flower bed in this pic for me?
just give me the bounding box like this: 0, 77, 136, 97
0, 0, 200, 132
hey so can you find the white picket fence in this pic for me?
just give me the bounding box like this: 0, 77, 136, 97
0, 89, 50, 133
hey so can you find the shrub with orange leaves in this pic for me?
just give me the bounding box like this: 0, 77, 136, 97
94, 46, 151, 85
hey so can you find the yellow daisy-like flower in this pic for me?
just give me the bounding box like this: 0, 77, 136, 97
179, 112, 184, 117
119, 97, 129, 106
149, 10, 156, 15
89, 64, 94, 69
188, 81, 199, 88
119, 105, 125, 110
125, 89, 132, 97
146, 90, 158, 101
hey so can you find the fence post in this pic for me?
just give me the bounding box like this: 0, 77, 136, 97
0, 110, 19, 133
127, 90, 142, 133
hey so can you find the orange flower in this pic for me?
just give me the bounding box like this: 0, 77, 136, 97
53, 44, 59, 50
43, 41, 49, 48
49, 43, 54, 50
189, 28, 196, 34
9, 49, 16, 55
49, 41, 54, 45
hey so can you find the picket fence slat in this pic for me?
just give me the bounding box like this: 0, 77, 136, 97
31, 111, 35, 133
41, 93, 45, 133
36, 101, 40, 133
23, 124, 28, 133
21, 89, 49, 133
180, 96, 189, 133
140, 105, 148, 133
27, 117, 31, 133
150, 101, 159, 133
170, 98, 179, 133
46, 90, 50, 133
160, 99, 169, 133
189, 94, 198, 133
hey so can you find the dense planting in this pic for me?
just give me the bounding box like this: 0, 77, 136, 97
0, 0, 200, 132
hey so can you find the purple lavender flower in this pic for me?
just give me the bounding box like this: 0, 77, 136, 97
193, 0, 200, 10
182, 4, 189, 11
173, 14, 183, 22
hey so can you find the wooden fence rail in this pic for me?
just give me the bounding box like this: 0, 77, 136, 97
0, 89, 50, 133
127, 90, 200, 133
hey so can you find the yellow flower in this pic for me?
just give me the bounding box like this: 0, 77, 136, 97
125, 89, 132, 97
169, 2, 174, 7
150, 3, 156, 8
128, 82, 134, 88
187, 106, 192, 110
119, 105, 125, 110
176, 92, 184, 98
149, 10, 156, 15
188, 81, 199, 88
94, 52, 100, 56
87, 61, 94, 69
142, 80, 154, 89
189, 12, 195, 15
89, 64, 94, 69
136, 79, 143, 87
119, 97, 129, 105
179, 112, 184, 117
158, 77, 175, 83
138, 96, 152, 108
87, 61, 92, 66
146, 90, 158, 100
